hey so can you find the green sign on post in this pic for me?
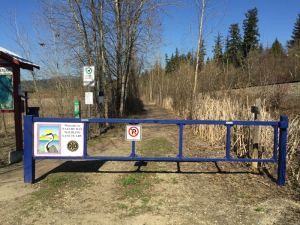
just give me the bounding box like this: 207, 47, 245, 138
74, 99, 80, 118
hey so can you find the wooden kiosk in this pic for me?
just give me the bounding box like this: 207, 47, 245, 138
0, 47, 39, 163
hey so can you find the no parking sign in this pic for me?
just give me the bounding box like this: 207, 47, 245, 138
126, 125, 142, 141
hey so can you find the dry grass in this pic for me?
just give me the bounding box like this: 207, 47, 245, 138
157, 93, 300, 187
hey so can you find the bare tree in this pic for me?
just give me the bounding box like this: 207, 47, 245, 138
193, 0, 206, 100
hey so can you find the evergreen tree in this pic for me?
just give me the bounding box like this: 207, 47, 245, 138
186, 51, 193, 63
223, 36, 230, 63
258, 43, 264, 53
175, 48, 179, 58
288, 14, 300, 48
242, 8, 260, 56
271, 38, 285, 56
165, 49, 197, 73
212, 33, 223, 64
165, 54, 169, 64
206, 57, 210, 64
227, 23, 242, 67
225, 36, 230, 53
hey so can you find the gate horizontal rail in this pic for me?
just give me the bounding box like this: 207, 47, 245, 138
24, 115, 288, 186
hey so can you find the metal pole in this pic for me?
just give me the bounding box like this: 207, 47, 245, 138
273, 125, 279, 161
84, 122, 88, 158
131, 141, 136, 157
178, 124, 184, 158
24, 115, 35, 183
277, 115, 288, 186
225, 125, 232, 159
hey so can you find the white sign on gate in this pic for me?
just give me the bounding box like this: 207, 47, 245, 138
83, 66, 95, 86
126, 125, 142, 141
34, 122, 84, 157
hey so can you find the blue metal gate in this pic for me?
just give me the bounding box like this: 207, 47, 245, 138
23, 115, 288, 186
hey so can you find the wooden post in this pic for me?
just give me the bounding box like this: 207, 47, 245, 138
12, 65, 23, 151
250, 98, 261, 170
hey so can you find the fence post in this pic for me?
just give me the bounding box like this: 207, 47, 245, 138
277, 115, 288, 186
24, 115, 35, 183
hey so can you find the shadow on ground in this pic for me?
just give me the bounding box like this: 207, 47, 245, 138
35, 160, 263, 183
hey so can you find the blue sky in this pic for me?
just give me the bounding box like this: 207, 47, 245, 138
0, 0, 299, 67
161, 0, 300, 59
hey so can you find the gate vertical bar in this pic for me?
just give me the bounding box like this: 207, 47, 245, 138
24, 115, 35, 183
178, 124, 184, 158
131, 141, 136, 157
273, 125, 278, 160
83, 122, 88, 158
225, 125, 231, 159
278, 115, 288, 186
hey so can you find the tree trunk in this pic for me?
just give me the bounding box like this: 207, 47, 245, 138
115, 0, 122, 116
192, 0, 206, 115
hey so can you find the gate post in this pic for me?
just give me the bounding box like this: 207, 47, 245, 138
24, 115, 35, 183
277, 115, 288, 186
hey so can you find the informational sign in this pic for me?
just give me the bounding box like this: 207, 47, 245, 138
126, 125, 142, 141
34, 122, 84, 157
0, 67, 13, 110
83, 66, 95, 86
85, 92, 93, 105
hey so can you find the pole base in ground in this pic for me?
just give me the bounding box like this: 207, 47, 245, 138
9, 150, 23, 164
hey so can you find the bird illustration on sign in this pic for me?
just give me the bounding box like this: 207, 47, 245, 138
38, 125, 60, 154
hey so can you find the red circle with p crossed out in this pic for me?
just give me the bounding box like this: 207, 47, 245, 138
128, 127, 139, 137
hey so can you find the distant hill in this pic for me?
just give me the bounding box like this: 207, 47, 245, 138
21, 76, 82, 93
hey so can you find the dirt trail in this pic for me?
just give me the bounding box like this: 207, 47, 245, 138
0, 104, 299, 225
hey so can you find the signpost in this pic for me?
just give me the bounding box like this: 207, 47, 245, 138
126, 125, 142, 141
83, 66, 95, 119
85, 92, 93, 105
83, 66, 95, 87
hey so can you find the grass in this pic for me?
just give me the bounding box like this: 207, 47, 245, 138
115, 137, 173, 216
24, 173, 85, 208
139, 137, 175, 156
87, 124, 125, 147
172, 177, 179, 184
119, 173, 152, 198
17, 173, 86, 220
117, 173, 155, 216
255, 207, 264, 212
33, 173, 83, 198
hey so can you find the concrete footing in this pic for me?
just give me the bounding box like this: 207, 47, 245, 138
9, 150, 23, 164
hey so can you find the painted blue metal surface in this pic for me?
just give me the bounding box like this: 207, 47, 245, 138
131, 141, 136, 157
178, 124, 184, 158
273, 125, 279, 161
24, 115, 35, 183
225, 125, 232, 159
24, 115, 288, 186
278, 115, 288, 186
83, 123, 88, 157
33, 117, 279, 126
33, 155, 276, 163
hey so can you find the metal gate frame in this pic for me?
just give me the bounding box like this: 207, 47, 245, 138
23, 115, 288, 185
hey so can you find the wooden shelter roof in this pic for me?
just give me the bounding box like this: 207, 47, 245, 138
0, 47, 40, 70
